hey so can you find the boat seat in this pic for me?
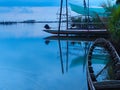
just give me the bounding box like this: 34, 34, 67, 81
93, 80, 120, 90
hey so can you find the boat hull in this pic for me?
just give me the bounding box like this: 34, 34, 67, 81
43, 29, 109, 38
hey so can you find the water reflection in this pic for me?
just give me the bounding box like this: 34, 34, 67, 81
44, 36, 112, 90
91, 46, 111, 81
0, 34, 111, 90
0, 23, 95, 90
0, 37, 90, 90
45, 39, 92, 90
44, 36, 94, 90
44, 36, 92, 74
58, 37, 64, 74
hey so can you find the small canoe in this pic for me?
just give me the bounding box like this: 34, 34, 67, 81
87, 38, 120, 90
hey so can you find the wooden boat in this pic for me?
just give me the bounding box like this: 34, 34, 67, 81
87, 38, 120, 90
43, 29, 109, 38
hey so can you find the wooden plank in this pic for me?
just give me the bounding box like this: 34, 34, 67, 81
94, 80, 120, 89
87, 65, 96, 90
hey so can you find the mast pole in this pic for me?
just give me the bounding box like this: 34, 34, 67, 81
58, 0, 63, 36
65, 0, 69, 72
66, 0, 69, 30
58, 0, 64, 74
87, 0, 89, 31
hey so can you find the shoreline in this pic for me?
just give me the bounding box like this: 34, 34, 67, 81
0, 20, 66, 25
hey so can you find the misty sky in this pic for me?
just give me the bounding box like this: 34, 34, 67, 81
0, 0, 116, 7
0, 0, 60, 6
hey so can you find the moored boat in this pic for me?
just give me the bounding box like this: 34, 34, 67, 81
87, 38, 120, 90
43, 29, 109, 38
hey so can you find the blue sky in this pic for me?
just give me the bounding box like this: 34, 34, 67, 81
0, 0, 116, 7
0, 0, 60, 6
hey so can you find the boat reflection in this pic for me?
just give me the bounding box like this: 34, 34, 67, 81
44, 36, 93, 74
44, 36, 111, 75
44, 36, 113, 90
91, 46, 111, 81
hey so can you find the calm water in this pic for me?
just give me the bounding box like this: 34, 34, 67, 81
0, 23, 110, 90
0, 23, 89, 90
0, 38, 86, 90
0, 4, 111, 90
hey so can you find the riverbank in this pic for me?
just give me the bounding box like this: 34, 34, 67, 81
0, 20, 60, 25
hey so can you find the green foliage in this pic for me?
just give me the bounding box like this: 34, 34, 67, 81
116, 0, 120, 5
108, 5, 120, 42
107, 65, 115, 79
101, 0, 115, 14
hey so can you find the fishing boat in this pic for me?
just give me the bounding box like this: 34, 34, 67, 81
87, 38, 120, 90
43, 0, 110, 37
43, 29, 108, 37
